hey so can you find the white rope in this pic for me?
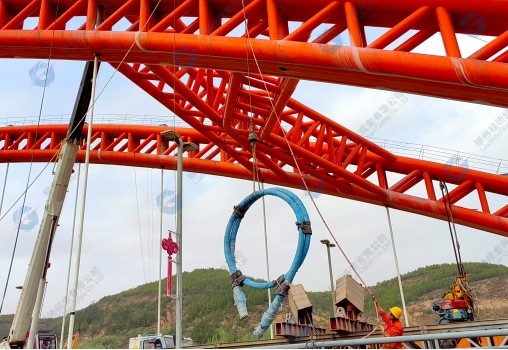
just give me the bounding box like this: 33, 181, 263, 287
59, 163, 81, 348
259, 181, 274, 339
0, 163, 9, 216
158, 168, 164, 334
385, 206, 410, 327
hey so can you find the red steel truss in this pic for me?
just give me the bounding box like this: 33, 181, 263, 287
0, 0, 507, 106
0, 124, 507, 236
0, 0, 507, 235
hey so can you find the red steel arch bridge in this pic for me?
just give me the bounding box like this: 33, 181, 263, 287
0, 0, 507, 237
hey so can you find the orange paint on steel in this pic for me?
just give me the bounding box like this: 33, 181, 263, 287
476, 182, 491, 214
85, 0, 97, 30
0, 0, 507, 236
149, 0, 194, 33
494, 49, 508, 63
344, 2, 364, 47
423, 172, 437, 201
2, 30, 508, 105
284, 1, 340, 42
223, 73, 243, 131
389, 170, 421, 193
266, 0, 288, 39
375, 163, 387, 190
435, 7, 461, 58
394, 26, 436, 52
96, 0, 136, 31
368, 6, 432, 49
1, 124, 508, 235
494, 205, 508, 218
260, 78, 299, 140
140, 0, 151, 31
469, 31, 508, 60
440, 180, 475, 205
199, 0, 211, 34
211, 0, 264, 37
47, 0, 87, 31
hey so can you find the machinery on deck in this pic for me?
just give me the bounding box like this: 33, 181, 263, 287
432, 275, 477, 324
432, 182, 478, 326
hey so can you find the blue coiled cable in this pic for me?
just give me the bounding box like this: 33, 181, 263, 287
224, 187, 312, 339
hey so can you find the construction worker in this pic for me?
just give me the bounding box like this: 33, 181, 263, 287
374, 300, 404, 349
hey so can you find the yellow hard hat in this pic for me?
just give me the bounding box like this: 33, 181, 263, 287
389, 306, 403, 319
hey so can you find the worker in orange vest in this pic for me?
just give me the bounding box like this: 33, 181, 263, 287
374, 300, 404, 349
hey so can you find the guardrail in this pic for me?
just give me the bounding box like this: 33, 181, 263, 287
1, 116, 506, 176
369, 137, 508, 175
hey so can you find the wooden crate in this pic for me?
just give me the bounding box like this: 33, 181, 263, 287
288, 284, 313, 324
335, 275, 365, 313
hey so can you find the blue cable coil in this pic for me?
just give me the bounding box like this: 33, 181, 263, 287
223, 187, 312, 339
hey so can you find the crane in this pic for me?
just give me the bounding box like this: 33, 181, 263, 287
0, 60, 98, 349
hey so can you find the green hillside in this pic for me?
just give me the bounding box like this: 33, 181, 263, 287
1, 262, 507, 348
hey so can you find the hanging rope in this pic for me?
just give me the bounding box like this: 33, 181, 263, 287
59, 162, 81, 349
224, 187, 312, 339
385, 206, 410, 327
439, 181, 464, 276
439, 180, 477, 315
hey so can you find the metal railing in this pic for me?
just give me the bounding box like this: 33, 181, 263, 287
0, 116, 506, 175
369, 137, 508, 175
0, 114, 189, 127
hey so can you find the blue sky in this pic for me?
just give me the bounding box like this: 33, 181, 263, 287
0, 32, 507, 322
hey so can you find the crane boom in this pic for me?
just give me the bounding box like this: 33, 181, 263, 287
1, 60, 98, 348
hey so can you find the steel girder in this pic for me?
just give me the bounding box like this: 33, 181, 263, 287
0, 1, 507, 235
0, 0, 506, 106
0, 124, 507, 236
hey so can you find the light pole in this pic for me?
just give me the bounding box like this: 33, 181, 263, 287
320, 239, 336, 317
160, 130, 197, 349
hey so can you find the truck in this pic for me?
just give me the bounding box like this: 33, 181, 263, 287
128, 334, 193, 349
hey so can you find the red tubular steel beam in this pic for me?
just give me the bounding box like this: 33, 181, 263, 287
476, 182, 491, 214
222, 73, 243, 131
435, 7, 461, 57
0, 1, 506, 106
368, 6, 432, 49
423, 172, 437, 201
2, 29, 505, 107
438, 180, 475, 205
284, 1, 340, 42
260, 78, 299, 140
344, 1, 364, 47
0, 124, 507, 236
0, 1, 507, 238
